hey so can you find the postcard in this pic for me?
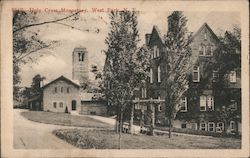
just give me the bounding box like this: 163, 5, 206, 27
1, 0, 249, 157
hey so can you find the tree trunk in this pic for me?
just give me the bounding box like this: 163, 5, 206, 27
149, 104, 155, 136
140, 108, 144, 133
115, 116, 119, 133
118, 112, 123, 149
168, 117, 172, 138
130, 104, 134, 134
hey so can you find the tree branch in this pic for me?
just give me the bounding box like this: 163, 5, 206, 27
14, 44, 52, 63
13, 11, 82, 33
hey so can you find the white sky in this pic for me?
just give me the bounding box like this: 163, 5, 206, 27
19, 11, 240, 87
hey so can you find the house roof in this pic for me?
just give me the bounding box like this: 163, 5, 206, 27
191, 22, 220, 43
42, 75, 80, 90
149, 25, 165, 45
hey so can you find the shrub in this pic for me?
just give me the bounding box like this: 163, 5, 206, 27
53, 129, 108, 149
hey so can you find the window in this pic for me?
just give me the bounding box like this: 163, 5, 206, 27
61, 87, 63, 93
200, 95, 206, 111
153, 46, 157, 58
54, 87, 57, 93
230, 121, 236, 132
156, 48, 160, 57
157, 66, 161, 82
191, 123, 198, 130
150, 68, 153, 83
200, 95, 214, 111
216, 122, 224, 133
81, 53, 84, 61
193, 66, 200, 82
230, 100, 237, 111
200, 123, 207, 131
158, 104, 162, 112
229, 71, 236, 83
142, 88, 147, 98
212, 70, 219, 82
143, 105, 147, 110
78, 52, 84, 61
206, 45, 212, 56
181, 123, 187, 129
180, 97, 187, 112
78, 52, 81, 61
199, 45, 204, 55
208, 122, 215, 132
59, 102, 63, 108
204, 32, 207, 40
207, 95, 214, 111
135, 104, 141, 110
53, 102, 57, 108
67, 87, 70, 93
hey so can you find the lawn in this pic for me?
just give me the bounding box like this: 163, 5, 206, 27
53, 128, 241, 149
21, 111, 113, 128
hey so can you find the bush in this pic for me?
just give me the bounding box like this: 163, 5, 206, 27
53, 129, 108, 149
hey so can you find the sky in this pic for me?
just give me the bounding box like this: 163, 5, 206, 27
19, 11, 240, 87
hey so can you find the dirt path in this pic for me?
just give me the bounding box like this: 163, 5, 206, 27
14, 109, 78, 149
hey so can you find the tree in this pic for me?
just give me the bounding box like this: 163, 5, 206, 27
164, 11, 193, 138
103, 11, 150, 149
20, 74, 46, 99
13, 10, 83, 99
214, 26, 241, 135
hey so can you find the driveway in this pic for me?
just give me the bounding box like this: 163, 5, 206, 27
14, 109, 78, 149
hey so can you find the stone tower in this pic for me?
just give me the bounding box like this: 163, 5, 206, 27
72, 46, 89, 85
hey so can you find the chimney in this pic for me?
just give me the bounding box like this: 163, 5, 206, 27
145, 34, 151, 46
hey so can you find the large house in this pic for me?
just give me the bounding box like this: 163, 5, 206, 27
132, 23, 241, 135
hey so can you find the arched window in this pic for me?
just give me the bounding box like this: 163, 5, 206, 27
78, 52, 81, 61
157, 66, 161, 82
81, 53, 85, 61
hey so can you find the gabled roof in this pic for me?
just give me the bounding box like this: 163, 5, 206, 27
149, 25, 165, 45
191, 23, 220, 43
42, 75, 80, 90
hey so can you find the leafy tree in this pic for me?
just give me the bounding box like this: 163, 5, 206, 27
164, 11, 193, 138
20, 74, 46, 99
103, 11, 150, 148
13, 10, 83, 99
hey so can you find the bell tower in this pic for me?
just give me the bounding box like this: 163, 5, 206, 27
72, 46, 89, 85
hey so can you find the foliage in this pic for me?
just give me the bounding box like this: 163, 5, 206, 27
13, 11, 81, 99
53, 129, 107, 149
103, 11, 150, 122
20, 74, 46, 99
164, 11, 193, 137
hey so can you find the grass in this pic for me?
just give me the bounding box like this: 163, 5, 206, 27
53, 128, 241, 149
21, 111, 113, 128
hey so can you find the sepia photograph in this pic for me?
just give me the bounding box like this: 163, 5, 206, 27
1, 0, 249, 157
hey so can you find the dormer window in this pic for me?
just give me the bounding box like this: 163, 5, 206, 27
152, 46, 160, 58
204, 32, 207, 40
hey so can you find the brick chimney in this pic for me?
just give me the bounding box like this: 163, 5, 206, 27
145, 34, 151, 46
